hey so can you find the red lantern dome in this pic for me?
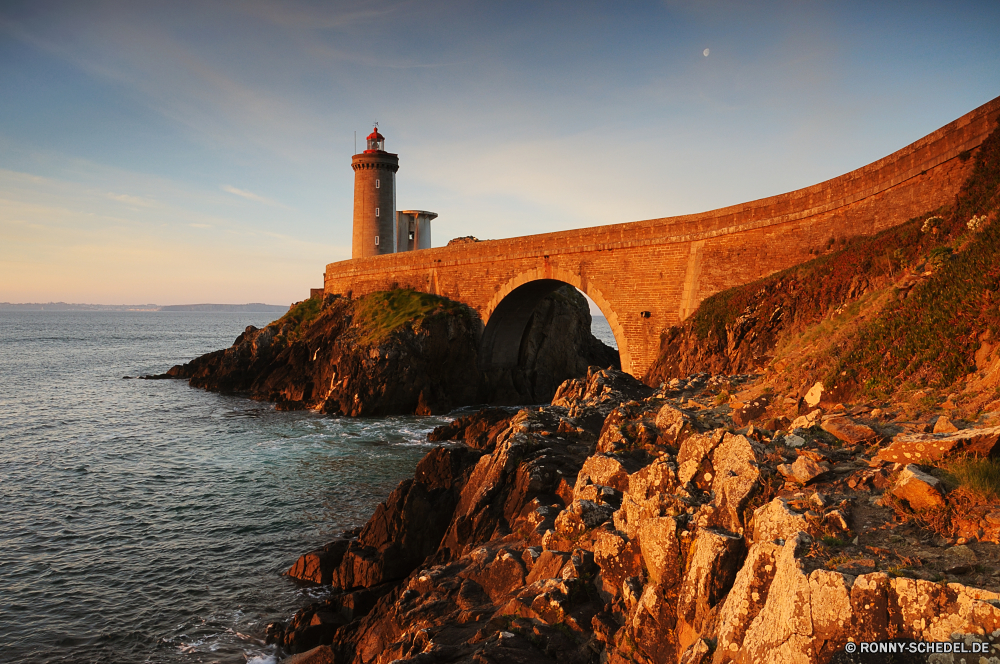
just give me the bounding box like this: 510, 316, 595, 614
364, 127, 385, 153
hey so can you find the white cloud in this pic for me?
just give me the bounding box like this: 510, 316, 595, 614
221, 185, 279, 206
107, 192, 156, 207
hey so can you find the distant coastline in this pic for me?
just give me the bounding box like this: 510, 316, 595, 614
0, 302, 289, 312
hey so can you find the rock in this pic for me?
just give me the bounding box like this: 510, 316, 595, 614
777, 455, 829, 485
596, 402, 661, 454
483, 286, 621, 404
551, 366, 651, 419
554, 499, 614, 537
676, 430, 724, 486
466, 548, 528, 602
525, 550, 572, 584
888, 576, 1000, 641
676, 528, 746, 640
286, 539, 350, 585
713, 541, 783, 661
820, 415, 878, 444
718, 534, 853, 663
617, 582, 681, 664
731, 395, 770, 428
168, 287, 618, 417
637, 516, 681, 586
782, 433, 805, 448
169, 293, 483, 416
614, 458, 681, 541
654, 403, 694, 444
710, 433, 763, 533
877, 426, 1000, 463
804, 382, 824, 408
447, 235, 480, 245
751, 498, 810, 544
282, 645, 337, 664
573, 454, 632, 495
591, 528, 642, 600
941, 545, 977, 574
933, 415, 960, 433
679, 638, 712, 664
280, 604, 350, 654
789, 408, 822, 430
427, 407, 516, 449
890, 464, 946, 510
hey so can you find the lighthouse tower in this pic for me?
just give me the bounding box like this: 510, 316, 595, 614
351, 126, 398, 258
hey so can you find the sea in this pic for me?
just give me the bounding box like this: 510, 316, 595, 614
0, 311, 618, 664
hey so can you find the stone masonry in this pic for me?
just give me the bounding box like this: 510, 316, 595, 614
327, 95, 1000, 378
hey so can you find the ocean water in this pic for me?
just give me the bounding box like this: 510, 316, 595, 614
591, 315, 617, 350
0, 311, 619, 664
0, 312, 451, 664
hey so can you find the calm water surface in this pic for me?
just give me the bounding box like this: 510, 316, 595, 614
0, 312, 452, 664
0, 312, 617, 664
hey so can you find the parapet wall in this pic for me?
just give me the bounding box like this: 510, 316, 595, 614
326, 95, 1000, 376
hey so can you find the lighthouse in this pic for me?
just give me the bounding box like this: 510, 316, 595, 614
351, 126, 398, 258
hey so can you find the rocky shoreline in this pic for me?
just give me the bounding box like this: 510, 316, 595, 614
156, 286, 617, 415
268, 367, 1000, 664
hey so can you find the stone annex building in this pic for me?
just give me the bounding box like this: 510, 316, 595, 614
322, 98, 1000, 378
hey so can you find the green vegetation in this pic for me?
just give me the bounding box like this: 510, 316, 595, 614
273, 297, 323, 341
821, 535, 847, 547
829, 125, 1000, 397
941, 457, 1000, 501
665, 116, 1000, 402
351, 289, 472, 344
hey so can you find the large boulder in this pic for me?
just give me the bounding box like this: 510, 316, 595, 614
483, 286, 620, 405
877, 426, 1000, 463
820, 415, 879, 445
890, 464, 946, 510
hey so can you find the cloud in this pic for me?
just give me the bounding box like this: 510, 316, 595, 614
221, 185, 279, 206
107, 192, 156, 207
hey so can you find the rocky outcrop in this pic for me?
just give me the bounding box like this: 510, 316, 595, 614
165, 293, 481, 416
269, 367, 1000, 663
482, 286, 621, 405
163, 286, 618, 415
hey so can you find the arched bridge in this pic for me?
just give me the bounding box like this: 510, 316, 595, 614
325, 96, 1000, 378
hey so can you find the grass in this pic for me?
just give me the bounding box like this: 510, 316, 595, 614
267, 289, 474, 348
650, 115, 1000, 404
351, 289, 472, 345
272, 297, 323, 342
941, 457, 1000, 501
821, 535, 847, 547
827, 117, 1000, 398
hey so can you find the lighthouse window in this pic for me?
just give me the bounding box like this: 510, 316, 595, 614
376, 179, 380, 188
409, 232, 414, 240
375, 236, 379, 246
375, 208, 379, 217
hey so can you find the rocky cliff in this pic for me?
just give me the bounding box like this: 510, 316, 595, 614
271, 368, 1000, 664
163, 286, 618, 415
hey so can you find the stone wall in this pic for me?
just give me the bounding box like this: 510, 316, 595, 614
326, 95, 1000, 377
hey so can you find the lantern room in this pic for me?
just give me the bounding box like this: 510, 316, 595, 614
364, 127, 385, 153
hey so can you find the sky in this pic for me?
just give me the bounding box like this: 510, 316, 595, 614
1, 1, 998, 306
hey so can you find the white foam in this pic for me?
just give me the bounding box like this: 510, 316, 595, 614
245, 654, 277, 664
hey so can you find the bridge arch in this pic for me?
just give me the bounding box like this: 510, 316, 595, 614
479, 267, 631, 373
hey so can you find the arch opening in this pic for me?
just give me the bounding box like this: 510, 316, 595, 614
478, 279, 622, 375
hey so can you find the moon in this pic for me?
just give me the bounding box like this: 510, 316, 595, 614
703, 48, 710, 57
